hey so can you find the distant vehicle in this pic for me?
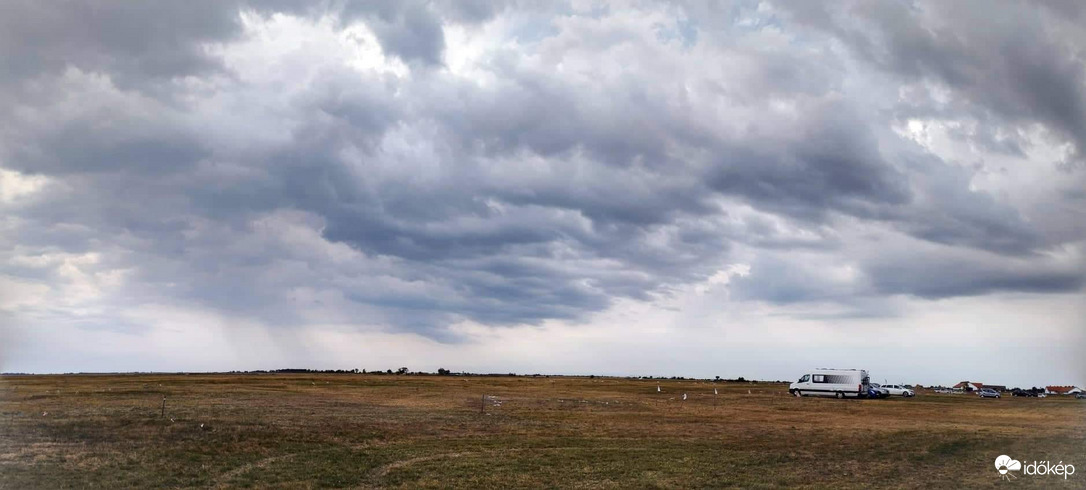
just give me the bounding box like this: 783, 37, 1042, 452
790, 369, 869, 399
1077, 393, 1086, 399
1012, 388, 1051, 397
1012, 389, 1041, 397
978, 388, 1001, 398
867, 383, 890, 399
881, 384, 915, 397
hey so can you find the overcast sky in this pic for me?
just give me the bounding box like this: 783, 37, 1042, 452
1, 1, 1083, 387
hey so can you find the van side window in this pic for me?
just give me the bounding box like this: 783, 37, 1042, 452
812, 375, 826, 383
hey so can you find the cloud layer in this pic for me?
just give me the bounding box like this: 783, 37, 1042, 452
1, 1, 1083, 376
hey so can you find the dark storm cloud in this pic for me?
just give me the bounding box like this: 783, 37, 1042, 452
4, 116, 210, 176
339, 0, 513, 66
773, 0, 1086, 166
1, 0, 1083, 336
0, 0, 493, 92
0, 1, 241, 86
867, 252, 1084, 299
706, 101, 910, 221
339, 1, 446, 66
890, 152, 1045, 255
727, 229, 1082, 309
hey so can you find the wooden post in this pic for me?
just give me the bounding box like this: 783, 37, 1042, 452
161, 397, 166, 418
481, 394, 485, 414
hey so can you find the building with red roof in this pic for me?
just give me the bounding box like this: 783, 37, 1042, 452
953, 381, 983, 392
1045, 385, 1083, 395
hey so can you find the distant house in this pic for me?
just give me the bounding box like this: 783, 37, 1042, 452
953, 381, 983, 392
1045, 385, 1084, 395
985, 385, 1008, 392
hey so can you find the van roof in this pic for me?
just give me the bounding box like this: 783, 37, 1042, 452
814, 368, 865, 372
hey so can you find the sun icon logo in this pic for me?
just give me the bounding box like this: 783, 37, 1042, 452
995, 455, 1022, 481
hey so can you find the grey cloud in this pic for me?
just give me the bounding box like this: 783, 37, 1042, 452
432, 0, 512, 24
0, 0, 459, 94
0, 0, 244, 88
774, 0, 1086, 165
4, 119, 209, 176
868, 252, 1084, 299
729, 256, 856, 305
892, 152, 1044, 255
1, 1, 1082, 339
339, 1, 447, 66
338, 0, 518, 66
727, 230, 1083, 311
707, 102, 910, 222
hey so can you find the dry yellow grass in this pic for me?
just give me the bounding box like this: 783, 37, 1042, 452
1, 374, 1083, 488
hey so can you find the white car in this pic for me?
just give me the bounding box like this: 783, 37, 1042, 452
881, 384, 915, 397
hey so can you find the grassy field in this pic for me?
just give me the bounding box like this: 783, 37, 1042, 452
1, 374, 1083, 488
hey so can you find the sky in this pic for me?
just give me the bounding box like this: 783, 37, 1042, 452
1, 0, 1083, 388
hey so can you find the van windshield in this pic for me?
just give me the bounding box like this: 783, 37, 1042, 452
798, 374, 810, 383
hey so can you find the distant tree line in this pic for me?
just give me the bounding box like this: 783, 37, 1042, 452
227, 368, 362, 374
4, 369, 784, 382
636, 375, 758, 382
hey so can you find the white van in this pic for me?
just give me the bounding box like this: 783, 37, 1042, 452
789, 368, 869, 399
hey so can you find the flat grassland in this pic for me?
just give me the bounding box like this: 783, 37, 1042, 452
1, 374, 1083, 488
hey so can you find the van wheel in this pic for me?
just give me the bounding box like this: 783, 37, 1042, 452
835, 392, 844, 399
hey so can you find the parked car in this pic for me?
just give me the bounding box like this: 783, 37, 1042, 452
881, 384, 915, 397
790, 368, 869, 399
1012, 389, 1032, 397
1076, 393, 1086, 399
978, 388, 1001, 398
867, 383, 890, 399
